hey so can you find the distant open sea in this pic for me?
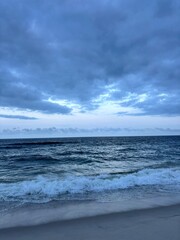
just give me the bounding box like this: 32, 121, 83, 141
0, 136, 180, 227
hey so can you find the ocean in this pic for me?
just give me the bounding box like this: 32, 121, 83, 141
0, 136, 180, 227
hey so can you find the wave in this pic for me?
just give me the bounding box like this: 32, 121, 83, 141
0, 168, 180, 202
0, 141, 79, 149
11, 155, 96, 165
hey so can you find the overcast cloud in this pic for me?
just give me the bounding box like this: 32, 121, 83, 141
0, 0, 180, 117
0, 114, 37, 120
1, 127, 180, 139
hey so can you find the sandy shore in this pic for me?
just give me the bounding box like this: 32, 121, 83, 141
0, 204, 179, 240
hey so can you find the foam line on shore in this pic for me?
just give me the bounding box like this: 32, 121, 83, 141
0, 204, 180, 240
1, 195, 180, 229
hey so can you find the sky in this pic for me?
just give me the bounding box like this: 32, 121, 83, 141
0, 0, 180, 138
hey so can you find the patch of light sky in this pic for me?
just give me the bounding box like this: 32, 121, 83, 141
1, 84, 180, 133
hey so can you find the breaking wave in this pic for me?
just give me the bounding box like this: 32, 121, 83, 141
0, 168, 180, 202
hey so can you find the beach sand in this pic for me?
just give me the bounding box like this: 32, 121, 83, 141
0, 204, 179, 240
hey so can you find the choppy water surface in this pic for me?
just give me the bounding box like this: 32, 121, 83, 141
0, 136, 180, 205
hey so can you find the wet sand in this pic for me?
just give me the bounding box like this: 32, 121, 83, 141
0, 204, 179, 240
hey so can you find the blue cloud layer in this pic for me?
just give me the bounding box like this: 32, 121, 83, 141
0, 114, 38, 120
0, 0, 179, 115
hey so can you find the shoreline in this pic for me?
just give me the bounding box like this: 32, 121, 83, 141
0, 204, 179, 240
1, 194, 180, 230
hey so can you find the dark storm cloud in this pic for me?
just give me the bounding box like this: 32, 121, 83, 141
0, 0, 180, 115
0, 73, 71, 114
0, 114, 37, 120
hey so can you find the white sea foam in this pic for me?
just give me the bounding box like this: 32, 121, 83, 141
0, 168, 180, 201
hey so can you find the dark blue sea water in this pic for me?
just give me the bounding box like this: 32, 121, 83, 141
0, 136, 180, 207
